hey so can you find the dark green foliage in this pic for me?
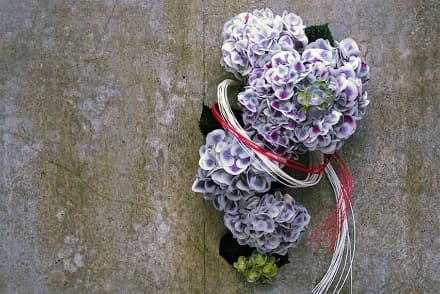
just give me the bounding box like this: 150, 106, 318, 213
198, 104, 245, 137
305, 24, 335, 46
219, 233, 289, 268
199, 104, 222, 137
220, 233, 253, 265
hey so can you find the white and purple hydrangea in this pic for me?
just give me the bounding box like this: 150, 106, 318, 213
221, 8, 308, 77
237, 37, 370, 156
192, 129, 274, 211
224, 191, 310, 255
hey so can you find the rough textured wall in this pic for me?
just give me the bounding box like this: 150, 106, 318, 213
0, 0, 438, 293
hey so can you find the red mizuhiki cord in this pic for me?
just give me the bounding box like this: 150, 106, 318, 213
210, 103, 332, 174
305, 154, 353, 252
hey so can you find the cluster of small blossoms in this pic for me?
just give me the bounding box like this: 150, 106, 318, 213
221, 9, 370, 156
221, 8, 308, 77
192, 130, 309, 255
192, 129, 273, 211
224, 191, 310, 255
237, 37, 370, 156
234, 251, 278, 283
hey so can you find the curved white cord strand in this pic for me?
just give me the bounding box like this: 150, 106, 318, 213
338, 204, 356, 293
313, 165, 345, 293
216, 79, 323, 188
312, 164, 356, 294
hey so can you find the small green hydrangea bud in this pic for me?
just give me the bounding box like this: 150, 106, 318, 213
262, 262, 278, 279
269, 256, 276, 264
233, 256, 247, 273
250, 252, 267, 267
246, 269, 261, 283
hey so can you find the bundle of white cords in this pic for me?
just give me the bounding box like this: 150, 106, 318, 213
312, 164, 356, 294
216, 79, 356, 293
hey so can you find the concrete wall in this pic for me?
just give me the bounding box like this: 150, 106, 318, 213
1, 0, 438, 293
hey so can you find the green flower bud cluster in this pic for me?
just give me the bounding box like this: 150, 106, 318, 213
297, 79, 332, 114
233, 251, 278, 283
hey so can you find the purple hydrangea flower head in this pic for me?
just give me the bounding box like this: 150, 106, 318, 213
224, 191, 310, 255
192, 129, 274, 211
221, 9, 308, 77
237, 38, 370, 156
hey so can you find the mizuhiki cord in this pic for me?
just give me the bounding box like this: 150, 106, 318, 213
312, 163, 356, 294
215, 79, 324, 188
305, 154, 353, 252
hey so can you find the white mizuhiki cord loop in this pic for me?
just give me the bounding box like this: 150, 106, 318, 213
217, 79, 323, 188
312, 163, 356, 294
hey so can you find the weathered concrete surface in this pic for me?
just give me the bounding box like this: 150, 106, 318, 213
0, 0, 439, 293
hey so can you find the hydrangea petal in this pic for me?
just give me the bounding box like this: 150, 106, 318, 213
211, 169, 233, 185
191, 178, 206, 193
206, 129, 226, 146
199, 152, 217, 170
219, 147, 234, 166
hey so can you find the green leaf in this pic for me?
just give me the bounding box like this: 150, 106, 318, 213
305, 23, 335, 46
199, 104, 222, 137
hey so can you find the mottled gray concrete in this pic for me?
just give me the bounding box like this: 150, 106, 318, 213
0, 0, 439, 293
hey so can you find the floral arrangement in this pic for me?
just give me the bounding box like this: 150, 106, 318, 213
192, 8, 370, 293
